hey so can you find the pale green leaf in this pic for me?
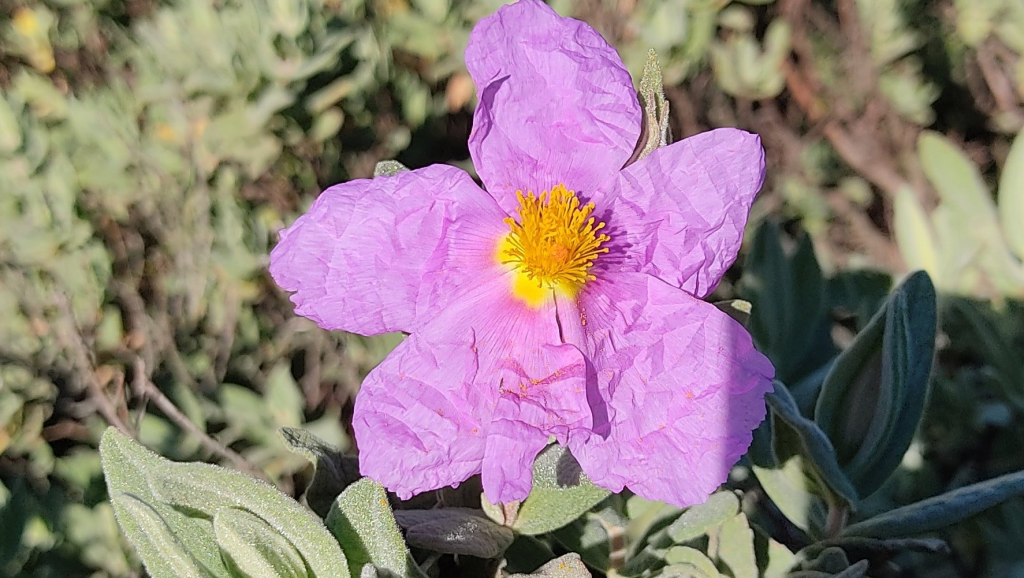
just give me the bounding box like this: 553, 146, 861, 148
664, 546, 720, 577
893, 187, 940, 280
667, 491, 740, 544
999, 128, 1024, 258
714, 514, 757, 578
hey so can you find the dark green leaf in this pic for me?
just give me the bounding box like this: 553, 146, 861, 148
740, 221, 833, 384
847, 272, 937, 496
394, 508, 513, 558
766, 381, 858, 506
280, 427, 361, 518
843, 468, 1024, 538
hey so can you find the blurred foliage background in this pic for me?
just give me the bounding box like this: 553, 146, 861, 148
1, 0, 1024, 576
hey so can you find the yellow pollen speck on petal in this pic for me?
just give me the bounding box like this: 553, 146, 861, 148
497, 184, 609, 306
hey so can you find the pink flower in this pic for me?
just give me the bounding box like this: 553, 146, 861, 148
270, 0, 773, 507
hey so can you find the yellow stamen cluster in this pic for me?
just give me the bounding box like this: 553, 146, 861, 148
501, 184, 609, 290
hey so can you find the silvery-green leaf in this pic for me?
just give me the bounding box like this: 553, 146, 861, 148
394, 508, 513, 558
508, 553, 592, 577
112, 494, 213, 578
213, 507, 308, 578
666, 491, 740, 544
843, 468, 1024, 538
280, 427, 361, 518
767, 381, 859, 506
512, 445, 610, 536
999, 128, 1024, 258
326, 478, 413, 578
100, 428, 231, 578
663, 547, 719, 577
712, 514, 756, 578
631, 49, 671, 164
144, 450, 349, 577
373, 160, 410, 177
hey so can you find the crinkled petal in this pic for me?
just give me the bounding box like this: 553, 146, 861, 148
592, 128, 766, 298
353, 273, 590, 502
465, 0, 641, 209
558, 272, 773, 507
269, 164, 507, 336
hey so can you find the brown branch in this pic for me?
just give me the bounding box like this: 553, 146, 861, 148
53, 292, 134, 436
825, 191, 903, 270
132, 357, 268, 481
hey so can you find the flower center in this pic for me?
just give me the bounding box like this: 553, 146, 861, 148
501, 184, 609, 291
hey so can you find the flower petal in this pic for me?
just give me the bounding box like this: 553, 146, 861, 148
593, 128, 766, 298
353, 274, 590, 502
559, 272, 773, 507
465, 0, 641, 208
269, 164, 507, 335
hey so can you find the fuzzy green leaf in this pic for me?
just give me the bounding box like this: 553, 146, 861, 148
112, 494, 213, 578
512, 445, 610, 536
100, 428, 232, 578
666, 491, 740, 544
508, 553, 592, 577
143, 448, 349, 577
326, 478, 413, 578
714, 514, 757, 578
213, 507, 309, 578
373, 160, 411, 177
